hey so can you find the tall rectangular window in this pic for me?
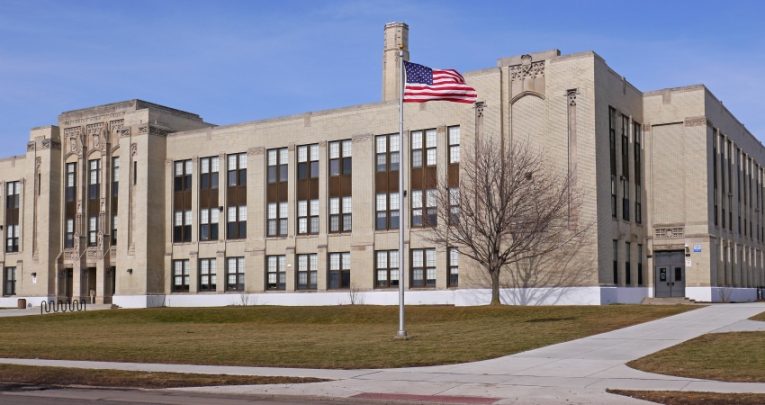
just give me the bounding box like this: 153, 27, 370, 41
266, 255, 286, 290
637, 244, 644, 286
267, 148, 288, 236
329, 140, 352, 233
296, 253, 318, 290
329, 196, 352, 233
226, 257, 245, 291
448, 126, 461, 225
297, 144, 319, 235
412, 129, 438, 227
613, 240, 618, 285
88, 159, 100, 200
111, 215, 118, 245
88, 215, 98, 246
376, 192, 400, 230
226, 153, 247, 240
625, 242, 631, 286
375, 134, 399, 172
198, 258, 217, 292
609, 107, 617, 218
5, 181, 20, 253
112, 157, 120, 197
172, 260, 190, 292
64, 219, 74, 248
111, 157, 119, 245
199, 156, 220, 241
3, 267, 16, 296
328, 252, 350, 289
65, 162, 77, 202
227, 205, 247, 239
633, 122, 642, 224
173, 160, 193, 243
448, 248, 459, 287
375, 250, 399, 288
297, 199, 319, 235
622, 178, 630, 221
621, 114, 630, 221
411, 248, 436, 288
267, 202, 288, 237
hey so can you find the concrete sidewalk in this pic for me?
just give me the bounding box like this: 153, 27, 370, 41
1, 303, 764, 404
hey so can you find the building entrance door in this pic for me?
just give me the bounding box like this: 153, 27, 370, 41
654, 251, 686, 298
59, 269, 73, 302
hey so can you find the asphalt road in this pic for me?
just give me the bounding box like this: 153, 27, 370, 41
0, 385, 365, 405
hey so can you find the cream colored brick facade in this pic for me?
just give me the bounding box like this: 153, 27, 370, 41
1, 23, 762, 307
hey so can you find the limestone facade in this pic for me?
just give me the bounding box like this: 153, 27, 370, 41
1, 23, 762, 307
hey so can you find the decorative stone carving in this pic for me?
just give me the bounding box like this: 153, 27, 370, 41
138, 125, 149, 135
64, 126, 82, 138
86, 122, 105, 134
41, 138, 51, 149
567, 89, 577, 106
109, 119, 124, 132
474, 101, 485, 118
119, 127, 131, 137
149, 126, 169, 137
684, 116, 707, 127
69, 135, 82, 155
509, 54, 545, 81
27, 142, 35, 151
130, 143, 138, 156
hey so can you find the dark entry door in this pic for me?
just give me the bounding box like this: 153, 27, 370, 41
654, 251, 686, 298
60, 269, 73, 301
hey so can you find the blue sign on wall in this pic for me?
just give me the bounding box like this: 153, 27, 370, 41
693, 244, 702, 253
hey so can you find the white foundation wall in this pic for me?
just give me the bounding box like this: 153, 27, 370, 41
111, 287, 656, 308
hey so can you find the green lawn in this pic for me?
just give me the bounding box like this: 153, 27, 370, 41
0, 305, 695, 369
0, 364, 323, 388
628, 332, 765, 382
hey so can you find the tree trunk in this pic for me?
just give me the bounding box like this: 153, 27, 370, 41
490, 269, 501, 306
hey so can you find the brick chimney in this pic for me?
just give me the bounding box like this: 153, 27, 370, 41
382, 22, 409, 102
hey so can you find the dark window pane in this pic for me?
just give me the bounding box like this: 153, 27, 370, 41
330, 159, 340, 176
228, 171, 237, 187
238, 170, 246, 186
268, 167, 277, 184
376, 154, 386, 172
310, 161, 319, 178
279, 165, 288, 181
342, 157, 352, 175
298, 163, 308, 180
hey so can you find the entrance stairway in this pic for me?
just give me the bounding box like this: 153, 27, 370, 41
641, 297, 698, 305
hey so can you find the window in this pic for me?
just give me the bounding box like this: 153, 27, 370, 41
448, 126, 460, 164
622, 178, 630, 221
621, 114, 629, 180
297, 199, 319, 235
376, 134, 400, 172
112, 157, 120, 197
329, 196, 352, 233
609, 107, 617, 218
375, 250, 399, 288
200, 156, 220, 190
329, 140, 352, 233
448, 248, 459, 287
173, 160, 193, 243
200, 208, 219, 241
412, 189, 437, 227
267, 202, 288, 237
296, 253, 318, 290
376, 192, 400, 230
172, 260, 190, 292
88, 216, 98, 246
65, 163, 77, 202
328, 252, 350, 289
174, 160, 192, 192
612, 240, 618, 285
88, 159, 101, 200
449, 188, 460, 224
266, 255, 286, 290
411, 129, 437, 168
198, 258, 217, 291
637, 244, 644, 286
227, 205, 247, 239
329, 140, 352, 177
297, 144, 319, 180
267, 148, 288, 237
227, 153, 247, 187
64, 219, 74, 248
111, 214, 118, 245
226, 257, 245, 291
625, 242, 631, 286
3, 267, 16, 296
267, 148, 288, 184
411, 248, 436, 288
6, 182, 21, 252
634, 122, 642, 224
173, 209, 192, 243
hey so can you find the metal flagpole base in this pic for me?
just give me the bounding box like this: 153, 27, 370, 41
394, 330, 409, 340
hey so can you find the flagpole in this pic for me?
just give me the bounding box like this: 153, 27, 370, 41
397, 47, 407, 339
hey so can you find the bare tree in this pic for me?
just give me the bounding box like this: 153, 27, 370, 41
426, 138, 590, 305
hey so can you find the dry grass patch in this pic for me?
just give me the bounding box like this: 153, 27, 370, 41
628, 332, 765, 382
750, 311, 765, 321
0, 305, 695, 369
608, 389, 765, 405
0, 364, 323, 388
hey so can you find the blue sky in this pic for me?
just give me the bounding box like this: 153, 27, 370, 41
1, 0, 764, 154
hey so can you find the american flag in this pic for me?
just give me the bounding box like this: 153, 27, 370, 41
403, 61, 477, 104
